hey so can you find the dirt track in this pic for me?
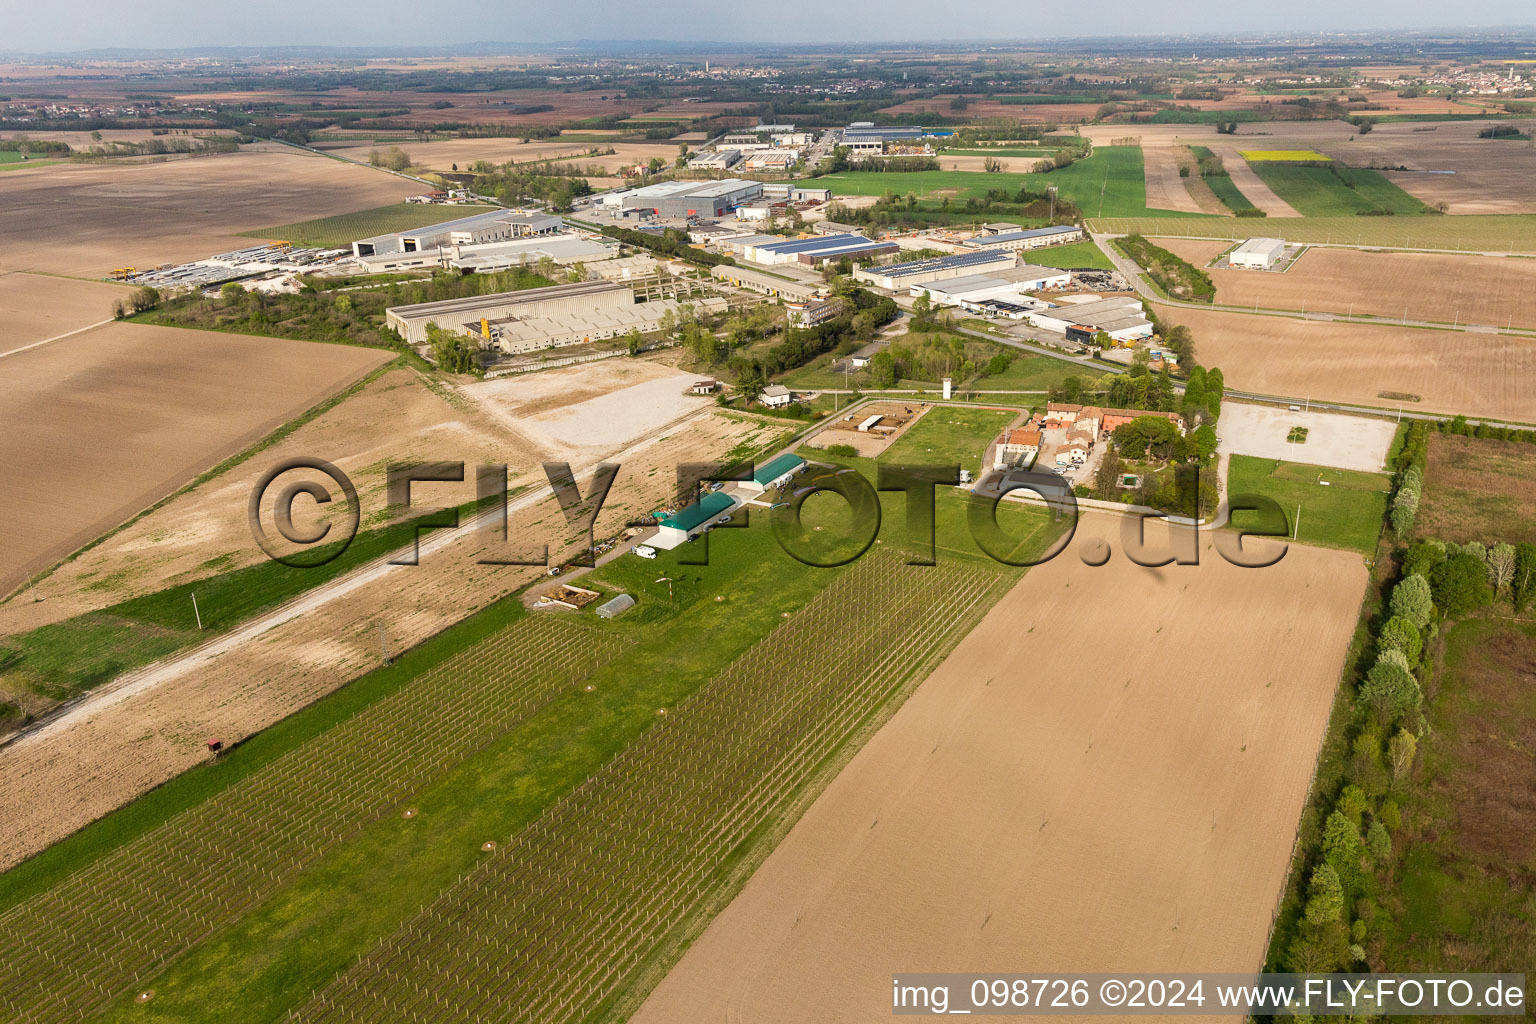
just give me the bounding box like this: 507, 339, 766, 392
634, 516, 1366, 1023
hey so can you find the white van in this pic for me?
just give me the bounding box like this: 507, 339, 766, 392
633, 545, 658, 559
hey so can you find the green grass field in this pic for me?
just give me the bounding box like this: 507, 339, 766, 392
810, 146, 1213, 220
241, 203, 500, 247
944, 148, 1056, 158
0, 150, 26, 163
1015, 239, 1114, 270
1225, 455, 1390, 555
1086, 214, 1536, 253
879, 406, 1020, 478
979, 352, 1100, 392
1247, 163, 1430, 217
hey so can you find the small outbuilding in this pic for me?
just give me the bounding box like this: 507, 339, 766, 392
744, 452, 806, 493
651, 491, 738, 549
596, 593, 636, 619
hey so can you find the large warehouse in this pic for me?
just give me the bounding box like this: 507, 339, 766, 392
962, 224, 1085, 252
354, 232, 615, 274
351, 210, 563, 258
1026, 296, 1154, 343
1229, 237, 1287, 270
597, 178, 764, 218
744, 233, 897, 267
710, 264, 825, 301
385, 280, 631, 345
487, 295, 729, 355
852, 249, 1016, 290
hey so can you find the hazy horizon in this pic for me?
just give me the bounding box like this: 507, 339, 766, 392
5, 2, 1535, 56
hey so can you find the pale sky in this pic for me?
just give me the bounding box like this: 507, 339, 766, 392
6, 1, 1533, 53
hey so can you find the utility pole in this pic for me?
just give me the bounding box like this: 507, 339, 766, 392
380, 624, 390, 665
191, 592, 202, 630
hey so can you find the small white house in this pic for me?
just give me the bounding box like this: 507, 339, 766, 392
760, 384, 794, 408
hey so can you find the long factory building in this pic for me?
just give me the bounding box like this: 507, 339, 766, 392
596, 178, 764, 218
351, 209, 564, 258
744, 233, 897, 266
852, 249, 1016, 289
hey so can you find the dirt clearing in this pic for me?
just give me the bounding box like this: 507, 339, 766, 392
0, 323, 389, 595
634, 515, 1365, 1023
0, 272, 136, 354
1217, 402, 1397, 472
1156, 239, 1536, 331
1155, 304, 1536, 422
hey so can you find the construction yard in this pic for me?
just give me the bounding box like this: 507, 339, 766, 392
634, 515, 1367, 1023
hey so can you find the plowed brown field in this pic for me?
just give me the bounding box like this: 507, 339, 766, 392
1155, 304, 1536, 421
0, 322, 389, 596
634, 515, 1365, 1023
0, 272, 137, 355
1157, 239, 1536, 330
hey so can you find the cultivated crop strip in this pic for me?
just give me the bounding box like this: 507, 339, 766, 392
0, 615, 624, 1023
288, 553, 1016, 1024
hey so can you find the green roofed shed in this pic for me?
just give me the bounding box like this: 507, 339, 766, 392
750, 453, 806, 490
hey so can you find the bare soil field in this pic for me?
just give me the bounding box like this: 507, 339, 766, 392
324, 137, 682, 176
0, 403, 775, 868
1140, 140, 1203, 214
803, 401, 932, 457
0, 323, 389, 597
634, 515, 1365, 1023
1414, 432, 1536, 545
0, 129, 237, 149
0, 143, 419, 277
880, 95, 1102, 123
1156, 239, 1536, 330
0, 272, 136, 354
1154, 304, 1536, 422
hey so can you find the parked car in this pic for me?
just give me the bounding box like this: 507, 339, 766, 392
633, 545, 658, 559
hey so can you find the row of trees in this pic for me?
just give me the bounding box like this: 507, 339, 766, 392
1277, 424, 1535, 974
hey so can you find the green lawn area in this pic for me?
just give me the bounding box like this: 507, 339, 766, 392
809, 146, 1215, 220
978, 352, 1094, 392
0, 150, 28, 163
1247, 163, 1430, 217
1016, 239, 1113, 270
240, 202, 500, 247
1224, 455, 1390, 555
1086, 214, 1536, 253
879, 406, 1020, 478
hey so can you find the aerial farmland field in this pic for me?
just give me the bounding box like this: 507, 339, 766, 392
0, 322, 390, 597
242, 201, 501, 247
1154, 303, 1536, 422
634, 515, 1367, 1022
1090, 214, 1536, 252
1155, 238, 1536, 329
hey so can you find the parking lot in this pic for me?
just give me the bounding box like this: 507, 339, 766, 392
1216, 402, 1397, 473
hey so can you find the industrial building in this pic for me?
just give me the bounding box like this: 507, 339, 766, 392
351, 210, 563, 258
597, 178, 763, 218
785, 298, 842, 327
386, 280, 630, 345
745, 233, 897, 267
852, 249, 1016, 290
840, 123, 949, 158
743, 453, 806, 493
1026, 296, 1153, 343
688, 149, 740, 170
962, 225, 1085, 253
909, 270, 1068, 317
354, 232, 616, 275
710, 263, 825, 301
1229, 237, 1287, 270
651, 492, 740, 550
